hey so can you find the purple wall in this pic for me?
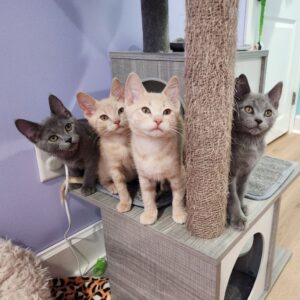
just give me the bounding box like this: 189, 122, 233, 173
169, 0, 247, 47
0, 0, 247, 252
0, 0, 142, 252
169, 0, 185, 41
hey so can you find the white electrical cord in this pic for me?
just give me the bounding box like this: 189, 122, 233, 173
62, 164, 86, 276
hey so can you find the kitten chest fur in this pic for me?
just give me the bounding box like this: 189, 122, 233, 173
231, 132, 265, 177
131, 134, 181, 181
99, 134, 136, 182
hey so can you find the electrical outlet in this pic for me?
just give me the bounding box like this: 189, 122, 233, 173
34, 146, 65, 182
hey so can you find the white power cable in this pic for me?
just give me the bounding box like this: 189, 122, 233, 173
62, 164, 84, 276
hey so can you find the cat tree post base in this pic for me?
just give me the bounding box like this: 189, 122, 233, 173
72, 166, 299, 300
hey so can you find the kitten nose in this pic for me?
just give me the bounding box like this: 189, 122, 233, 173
65, 137, 72, 143
114, 120, 120, 126
154, 118, 162, 126
255, 118, 263, 125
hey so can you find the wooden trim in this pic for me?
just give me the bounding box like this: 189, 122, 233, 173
265, 198, 281, 290
109, 50, 268, 62
38, 220, 105, 277
293, 115, 300, 133
259, 247, 292, 300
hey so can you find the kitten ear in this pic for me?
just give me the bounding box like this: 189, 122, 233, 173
15, 119, 41, 144
49, 95, 72, 118
163, 76, 180, 110
110, 78, 125, 102
125, 72, 146, 106
267, 82, 283, 109
76, 92, 97, 117
235, 74, 251, 101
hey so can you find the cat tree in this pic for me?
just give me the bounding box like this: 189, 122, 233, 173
72, 0, 300, 299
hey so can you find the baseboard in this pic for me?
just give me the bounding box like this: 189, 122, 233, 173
38, 221, 106, 277
293, 116, 300, 134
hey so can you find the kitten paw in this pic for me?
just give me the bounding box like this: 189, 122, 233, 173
172, 210, 188, 224
230, 216, 247, 231
104, 183, 118, 194
81, 186, 96, 196
242, 204, 249, 216
116, 201, 132, 213
140, 211, 158, 225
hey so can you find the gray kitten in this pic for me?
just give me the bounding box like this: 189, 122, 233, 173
227, 74, 283, 230
225, 270, 255, 300
15, 95, 99, 196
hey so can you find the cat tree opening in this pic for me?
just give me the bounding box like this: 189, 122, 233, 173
142, 79, 166, 93
225, 233, 263, 300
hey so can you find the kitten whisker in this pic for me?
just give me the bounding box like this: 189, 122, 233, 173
168, 126, 184, 137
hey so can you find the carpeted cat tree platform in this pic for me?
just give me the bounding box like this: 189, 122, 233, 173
72, 0, 300, 299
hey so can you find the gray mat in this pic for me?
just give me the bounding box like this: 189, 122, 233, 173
245, 156, 297, 201
96, 180, 172, 208
97, 156, 296, 206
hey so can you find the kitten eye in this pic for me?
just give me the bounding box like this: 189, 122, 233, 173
65, 123, 72, 132
100, 114, 109, 121
49, 135, 58, 142
264, 109, 272, 117
141, 107, 151, 114
163, 108, 172, 115
118, 107, 124, 115
244, 106, 254, 114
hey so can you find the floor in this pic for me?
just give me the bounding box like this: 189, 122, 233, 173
265, 133, 300, 300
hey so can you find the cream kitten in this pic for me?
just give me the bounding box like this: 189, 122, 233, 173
125, 72, 187, 225
77, 78, 136, 213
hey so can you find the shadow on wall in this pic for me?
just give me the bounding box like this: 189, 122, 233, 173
54, 0, 122, 56
0, 0, 142, 252
54, 0, 138, 115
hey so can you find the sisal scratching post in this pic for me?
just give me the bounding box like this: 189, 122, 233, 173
185, 0, 238, 238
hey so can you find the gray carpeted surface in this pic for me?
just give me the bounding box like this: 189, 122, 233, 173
97, 156, 296, 206
245, 156, 297, 201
